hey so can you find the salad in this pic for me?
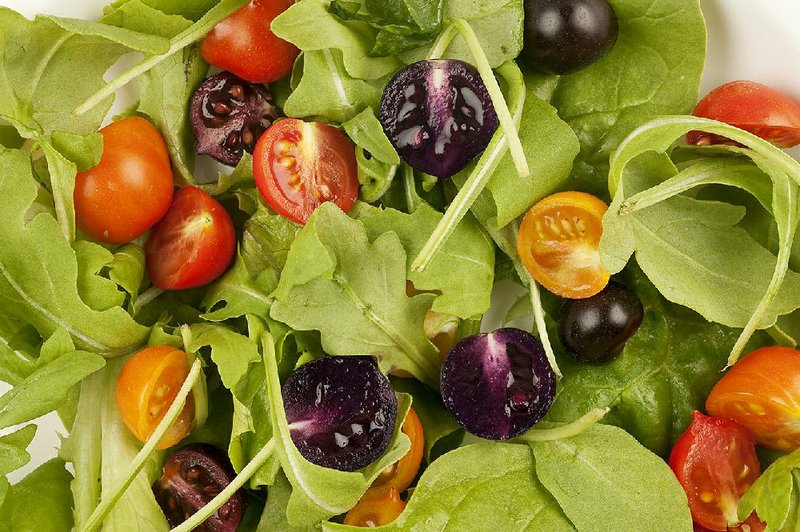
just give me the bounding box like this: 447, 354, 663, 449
1, 0, 800, 530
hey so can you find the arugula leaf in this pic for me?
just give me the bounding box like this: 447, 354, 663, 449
0, 459, 73, 532
74, 241, 127, 311
739, 448, 800, 530
101, 0, 194, 37
0, 148, 149, 355
342, 108, 400, 165
526, 0, 706, 196
326, 442, 574, 531
271, 203, 441, 388
40, 13, 171, 54
528, 424, 691, 531
545, 266, 769, 456
107, 244, 146, 304
0, 425, 36, 476
256, 470, 316, 531
105, 0, 223, 22
354, 202, 495, 319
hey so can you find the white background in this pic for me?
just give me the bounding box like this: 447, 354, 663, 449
0, 0, 799, 483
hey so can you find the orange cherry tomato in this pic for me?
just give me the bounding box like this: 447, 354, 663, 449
344, 488, 406, 528
116, 346, 194, 450
74, 117, 174, 244
517, 191, 610, 299
200, 0, 299, 84
364, 408, 424, 499
253, 119, 359, 225
707, 346, 800, 452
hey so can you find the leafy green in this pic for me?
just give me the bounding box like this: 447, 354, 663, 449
0, 148, 149, 355
271, 203, 441, 388
354, 202, 495, 319
263, 332, 412, 527
527, 0, 707, 196
0, 459, 73, 532
105, 0, 223, 22
256, 471, 316, 532
107, 244, 146, 304
342, 108, 400, 202
74, 241, 127, 311
740, 448, 800, 530
0, 425, 36, 476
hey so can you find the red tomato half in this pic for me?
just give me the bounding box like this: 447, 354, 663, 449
75, 117, 174, 244
145, 186, 235, 290
669, 412, 761, 531
687, 80, 800, 147
200, 0, 299, 84
253, 119, 359, 224
707, 346, 800, 452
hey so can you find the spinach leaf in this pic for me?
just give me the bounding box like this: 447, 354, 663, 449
740, 448, 800, 530
0, 459, 73, 532
263, 332, 412, 527
271, 203, 441, 388
0, 148, 149, 355
527, 0, 706, 196
545, 266, 769, 456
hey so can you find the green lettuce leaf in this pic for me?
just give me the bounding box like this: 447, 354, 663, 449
739, 448, 800, 530
0, 459, 73, 532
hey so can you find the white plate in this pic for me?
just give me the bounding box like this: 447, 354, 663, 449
1, 0, 800, 485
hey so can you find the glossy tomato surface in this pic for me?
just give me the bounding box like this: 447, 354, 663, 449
669, 412, 761, 531
200, 0, 299, 84
707, 346, 800, 452
687, 80, 800, 147
344, 488, 406, 528
365, 408, 424, 498
116, 346, 194, 450
74, 117, 173, 244
517, 191, 610, 299
145, 186, 235, 290
254, 119, 358, 224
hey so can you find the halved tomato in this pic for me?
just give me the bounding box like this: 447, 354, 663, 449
253, 119, 358, 225
364, 408, 425, 499
517, 191, 610, 299
707, 346, 800, 452
116, 346, 194, 450
344, 488, 406, 527
145, 186, 236, 290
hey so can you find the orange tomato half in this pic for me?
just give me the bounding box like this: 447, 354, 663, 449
116, 346, 194, 450
517, 191, 610, 299
344, 488, 406, 528
364, 408, 425, 499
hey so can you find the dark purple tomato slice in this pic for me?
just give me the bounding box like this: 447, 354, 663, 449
441, 328, 556, 440
283, 357, 398, 472
152, 443, 245, 531
379, 59, 498, 178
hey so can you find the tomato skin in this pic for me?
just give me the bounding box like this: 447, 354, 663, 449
707, 346, 800, 452
517, 191, 610, 299
74, 117, 174, 244
253, 119, 359, 224
145, 186, 235, 290
669, 412, 761, 531
116, 346, 194, 450
344, 488, 406, 527
687, 80, 800, 148
200, 0, 299, 84
364, 408, 425, 499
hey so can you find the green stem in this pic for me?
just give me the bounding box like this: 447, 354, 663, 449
452, 19, 529, 178
767, 324, 797, 348
411, 61, 526, 272
131, 287, 164, 316
517, 408, 609, 443
81, 358, 203, 532
427, 22, 459, 60
526, 271, 561, 379
172, 438, 276, 532
403, 165, 421, 213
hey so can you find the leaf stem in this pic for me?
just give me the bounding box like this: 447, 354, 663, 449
81, 358, 203, 532
452, 19, 529, 178
403, 165, 421, 213
525, 271, 562, 379
172, 438, 276, 532
411, 61, 526, 272
427, 22, 459, 60
517, 408, 609, 442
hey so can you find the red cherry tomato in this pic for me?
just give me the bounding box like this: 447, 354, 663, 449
687, 80, 800, 148
200, 0, 299, 84
707, 346, 800, 452
74, 117, 174, 244
344, 488, 406, 527
669, 412, 761, 531
116, 346, 194, 450
253, 119, 359, 225
145, 186, 235, 290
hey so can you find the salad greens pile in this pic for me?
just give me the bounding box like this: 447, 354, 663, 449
0, 0, 799, 530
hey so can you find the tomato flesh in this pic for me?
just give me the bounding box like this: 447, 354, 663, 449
254, 119, 358, 224
687, 80, 800, 148
145, 186, 236, 290
669, 412, 761, 531
517, 191, 610, 299
75, 117, 174, 244
200, 0, 299, 84
365, 408, 425, 499
344, 488, 406, 527
116, 346, 194, 450
707, 346, 800, 452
